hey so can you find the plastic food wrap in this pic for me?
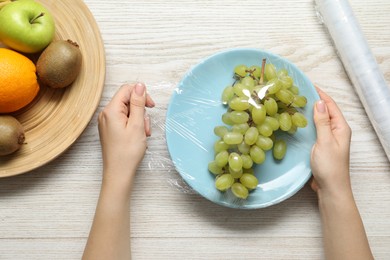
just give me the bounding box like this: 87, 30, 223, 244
162, 48, 320, 209
315, 0, 390, 161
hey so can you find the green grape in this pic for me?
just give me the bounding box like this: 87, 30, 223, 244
234, 64, 248, 78
273, 139, 287, 160
249, 65, 262, 79
275, 89, 294, 104
277, 68, 288, 77
292, 95, 307, 107
231, 182, 249, 199
257, 123, 273, 137
215, 150, 229, 167
250, 145, 266, 164
244, 126, 259, 145
230, 111, 250, 124
229, 96, 250, 111
233, 83, 247, 97
229, 152, 243, 172
264, 116, 280, 131
241, 76, 255, 89
277, 101, 288, 112
251, 105, 266, 125
264, 63, 277, 80
229, 167, 243, 179
240, 173, 259, 190
290, 85, 300, 95
222, 112, 234, 125
273, 113, 280, 120
237, 141, 250, 154
241, 154, 253, 169
267, 93, 277, 100
291, 112, 308, 128
287, 124, 297, 134
221, 86, 234, 105
279, 112, 292, 131
214, 125, 229, 138
215, 174, 234, 191
264, 97, 278, 116
265, 78, 282, 94
214, 140, 229, 153
208, 161, 223, 175
256, 135, 273, 151
279, 75, 293, 89
223, 132, 243, 145
232, 123, 249, 134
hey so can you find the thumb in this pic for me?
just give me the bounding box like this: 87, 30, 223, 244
313, 99, 333, 142
129, 82, 146, 123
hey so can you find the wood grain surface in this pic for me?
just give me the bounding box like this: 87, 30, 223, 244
1, 0, 389, 259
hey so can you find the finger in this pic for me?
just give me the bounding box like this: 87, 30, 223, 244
112, 82, 154, 108
315, 87, 351, 143
146, 94, 156, 108
316, 87, 348, 127
129, 82, 147, 123
145, 115, 151, 137
102, 84, 133, 122
313, 98, 333, 142
310, 177, 319, 193
110, 84, 133, 108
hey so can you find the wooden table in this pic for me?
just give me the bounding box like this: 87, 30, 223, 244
1, 0, 390, 259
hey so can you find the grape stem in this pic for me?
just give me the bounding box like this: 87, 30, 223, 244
246, 68, 256, 80
259, 58, 266, 84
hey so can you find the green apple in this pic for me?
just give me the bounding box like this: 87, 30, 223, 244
0, 0, 55, 53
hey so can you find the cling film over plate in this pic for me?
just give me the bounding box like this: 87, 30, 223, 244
158, 48, 320, 209
208, 60, 311, 200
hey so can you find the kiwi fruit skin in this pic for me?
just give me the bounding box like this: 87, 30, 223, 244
0, 115, 25, 156
36, 39, 82, 89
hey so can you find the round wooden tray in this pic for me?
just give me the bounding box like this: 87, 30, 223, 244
0, 0, 105, 177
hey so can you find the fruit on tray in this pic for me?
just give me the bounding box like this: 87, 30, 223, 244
0, 0, 55, 53
36, 39, 82, 88
0, 48, 40, 113
0, 115, 25, 156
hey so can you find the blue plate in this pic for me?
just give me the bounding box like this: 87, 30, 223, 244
166, 48, 320, 209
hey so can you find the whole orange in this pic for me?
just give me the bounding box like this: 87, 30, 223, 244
0, 48, 40, 113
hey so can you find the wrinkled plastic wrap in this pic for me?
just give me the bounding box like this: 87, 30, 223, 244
315, 0, 390, 161
156, 49, 319, 209
144, 82, 199, 195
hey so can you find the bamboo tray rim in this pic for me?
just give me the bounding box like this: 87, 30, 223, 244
0, 0, 105, 177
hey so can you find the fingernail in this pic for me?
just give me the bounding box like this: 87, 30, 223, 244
135, 83, 145, 96
316, 100, 326, 113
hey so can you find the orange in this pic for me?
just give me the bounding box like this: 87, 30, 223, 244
0, 48, 40, 113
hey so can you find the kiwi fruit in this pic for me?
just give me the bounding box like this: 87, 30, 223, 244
0, 115, 25, 156
36, 39, 82, 89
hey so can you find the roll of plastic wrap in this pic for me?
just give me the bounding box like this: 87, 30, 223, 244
315, 0, 390, 161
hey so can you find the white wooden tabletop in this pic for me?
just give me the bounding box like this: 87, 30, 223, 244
1, 0, 390, 259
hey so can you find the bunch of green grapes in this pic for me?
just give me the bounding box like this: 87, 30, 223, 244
208, 59, 308, 199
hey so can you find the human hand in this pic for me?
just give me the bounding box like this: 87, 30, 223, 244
98, 82, 155, 188
310, 87, 352, 198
